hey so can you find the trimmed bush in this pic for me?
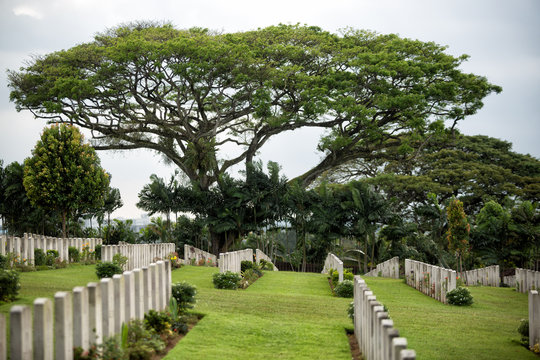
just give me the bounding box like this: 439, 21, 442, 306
447, 287, 474, 306
0, 269, 21, 302
94, 244, 102, 260
68, 246, 80, 263
96, 261, 123, 279
213, 271, 241, 290
171, 281, 197, 313
241, 260, 254, 272
144, 309, 172, 334
335, 280, 354, 298
331, 269, 354, 287
34, 248, 46, 266
259, 259, 274, 271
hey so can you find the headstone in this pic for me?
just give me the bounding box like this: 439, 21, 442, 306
55, 291, 73, 360
112, 274, 125, 333
100, 278, 114, 338
87, 282, 102, 345
10, 305, 32, 360
73, 286, 89, 349
34, 298, 53, 360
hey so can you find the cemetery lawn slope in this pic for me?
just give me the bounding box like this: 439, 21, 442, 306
363, 277, 536, 360
165, 267, 352, 360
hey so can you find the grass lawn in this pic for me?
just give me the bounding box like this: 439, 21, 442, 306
363, 277, 535, 360
164, 266, 352, 360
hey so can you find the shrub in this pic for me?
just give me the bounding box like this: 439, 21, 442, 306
94, 244, 102, 260
241, 260, 254, 272
347, 301, 354, 323
0, 269, 21, 302
518, 319, 529, 339
259, 259, 274, 271
144, 309, 171, 335
0, 254, 7, 269
331, 269, 354, 287
335, 280, 354, 298
171, 281, 197, 313
168, 252, 182, 269
446, 287, 474, 306
34, 249, 46, 266
68, 246, 80, 263
213, 271, 241, 290
126, 319, 166, 359
46, 249, 59, 266
96, 262, 123, 279
112, 253, 128, 270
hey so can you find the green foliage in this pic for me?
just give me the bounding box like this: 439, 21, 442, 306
446, 287, 474, 306
259, 259, 274, 271
96, 262, 123, 279
334, 280, 354, 298
143, 309, 171, 335
112, 253, 129, 270
69, 246, 80, 263
34, 248, 46, 266
0, 269, 21, 302
0, 254, 6, 269
171, 281, 197, 313
95, 244, 102, 260
103, 219, 137, 245
518, 319, 529, 339
46, 249, 59, 266
22, 124, 109, 237
212, 271, 241, 290
347, 301, 354, 323
241, 260, 254, 273
126, 319, 166, 359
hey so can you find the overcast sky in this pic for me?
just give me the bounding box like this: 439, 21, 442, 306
1, 0, 539, 219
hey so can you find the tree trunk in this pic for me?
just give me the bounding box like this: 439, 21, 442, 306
363, 234, 368, 274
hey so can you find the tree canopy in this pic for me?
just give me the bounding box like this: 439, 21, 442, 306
8, 23, 501, 190
23, 124, 110, 237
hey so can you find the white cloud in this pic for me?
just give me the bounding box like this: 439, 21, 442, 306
12, 5, 43, 19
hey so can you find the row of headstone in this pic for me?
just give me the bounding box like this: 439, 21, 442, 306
1, 260, 171, 360
459, 265, 500, 287
321, 253, 344, 282
0, 234, 102, 264
218, 249, 253, 273
516, 268, 540, 294
530, 290, 540, 349
404, 259, 457, 304
101, 243, 175, 271
353, 276, 416, 360
503, 275, 516, 287
184, 244, 217, 266
364, 257, 400, 279
255, 249, 279, 271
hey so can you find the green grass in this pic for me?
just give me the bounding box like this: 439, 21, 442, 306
1, 264, 99, 313
363, 277, 535, 360
164, 267, 352, 359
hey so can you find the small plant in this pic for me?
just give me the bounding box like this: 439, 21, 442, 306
96, 262, 123, 279
94, 244, 102, 261
126, 319, 166, 359
518, 319, 529, 346
347, 301, 354, 323
112, 253, 129, 270
206, 258, 213, 267
144, 309, 172, 335
456, 276, 465, 287
171, 281, 197, 313
34, 248, 46, 266
53, 257, 68, 269
0, 254, 6, 269
331, 269, 354, 287
190, 258, 196, 266
80, 243, 96, 264
168, 252, 182, 269
335, 280, 354, 298
446, 287, 474, 306
0, 269, 21, 302
213, 271, 241, 290
241, 260, 254, 272
259, 259, 274, 271
197, 258, 206, 266
69, 246, 81, 263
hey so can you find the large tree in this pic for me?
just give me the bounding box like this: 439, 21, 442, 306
23, 124, 110, 237
8, 23, 500, 251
